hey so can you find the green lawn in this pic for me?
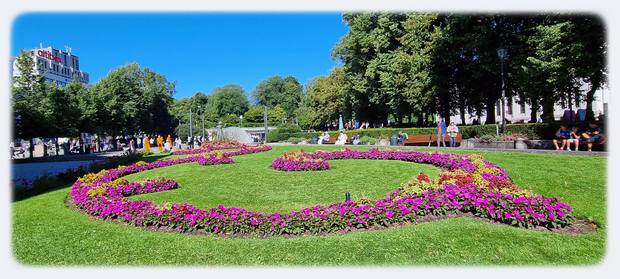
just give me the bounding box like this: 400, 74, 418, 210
12, 145, 606, 265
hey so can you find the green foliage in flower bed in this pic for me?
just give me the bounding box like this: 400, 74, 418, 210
12, 146, 606, 265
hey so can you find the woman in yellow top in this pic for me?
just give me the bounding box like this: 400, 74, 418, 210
156, 135, 164, 152
143, 136, 150, 153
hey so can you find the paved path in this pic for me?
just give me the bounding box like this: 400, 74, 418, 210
11, 151, 126, 183
12, 151, 126, 164
268, 143, 607, 157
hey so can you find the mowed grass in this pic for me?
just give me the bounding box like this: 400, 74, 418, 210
12, 145, 606, 265
124, 147, 441, 213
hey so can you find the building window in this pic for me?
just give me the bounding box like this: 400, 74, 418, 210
520, 103, 526, 114
507, 102, 513, 115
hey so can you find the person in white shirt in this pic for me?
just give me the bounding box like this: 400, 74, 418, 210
335, 132, 348, 145
447, 122, 459, 147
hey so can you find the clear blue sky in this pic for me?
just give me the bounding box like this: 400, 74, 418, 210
11, 13, 348, 101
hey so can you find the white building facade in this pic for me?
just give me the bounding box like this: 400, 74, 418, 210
10, 45, 89, 86
451, 85, 609, 125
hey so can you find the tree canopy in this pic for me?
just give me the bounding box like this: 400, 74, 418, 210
252, 75, 303, 119
333, 13, 606, 125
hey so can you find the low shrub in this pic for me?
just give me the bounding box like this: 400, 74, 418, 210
289, 123, 562, 141
267, 124, 303, 142
286, 137, 306, 144
359, 136, 377, 145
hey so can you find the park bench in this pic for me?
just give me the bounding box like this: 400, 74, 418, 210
404, 133, 462, 146
322, 137, 351, 145
11, 146, 25, 158
576, 136, 607, 151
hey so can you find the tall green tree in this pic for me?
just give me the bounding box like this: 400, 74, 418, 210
11, 51, 48, 157
88, 63, 176, 141
252, 75, 303, 119
208, 85, 250, 117
170, 92, 211, 140
305, 67, 347, 127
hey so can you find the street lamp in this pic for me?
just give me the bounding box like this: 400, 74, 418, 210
239, 115, 243, 127
496, 47, 508, 133
188, 107, 193, 143
198, 107, 204, 139
263, 106, 268, 144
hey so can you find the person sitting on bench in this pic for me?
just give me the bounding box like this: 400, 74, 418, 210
581, 123, 607, 152
553, 125, 570, 150
317, 132, 330, 144
335, 131, 348, 145
566, 126, 580, 151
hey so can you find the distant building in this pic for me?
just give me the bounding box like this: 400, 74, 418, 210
451, 84, 609, 124
10, 44, 89, 86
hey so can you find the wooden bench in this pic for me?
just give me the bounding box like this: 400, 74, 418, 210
11, 146, 26, 158
321, 137, 351, 145
404, 133, 462, 146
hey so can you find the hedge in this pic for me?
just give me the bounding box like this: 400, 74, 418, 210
267, 123, 565, 142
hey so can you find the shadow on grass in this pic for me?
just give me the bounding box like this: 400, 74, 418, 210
141, 152, 171, 163
12, 152, 167, 202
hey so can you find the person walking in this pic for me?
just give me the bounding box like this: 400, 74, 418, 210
447, 122, 459, 147
129, 139, 136, 154
436, 115, 447, 147
143, 136, 151, 153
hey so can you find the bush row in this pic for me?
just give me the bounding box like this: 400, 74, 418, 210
267, 123, 565, 142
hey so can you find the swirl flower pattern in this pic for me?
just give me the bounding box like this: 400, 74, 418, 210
69, 145, 574, 237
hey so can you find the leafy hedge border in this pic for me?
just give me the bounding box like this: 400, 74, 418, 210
69, 145, 573, 237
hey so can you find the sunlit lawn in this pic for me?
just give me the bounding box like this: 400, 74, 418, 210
12, 145, 606, 265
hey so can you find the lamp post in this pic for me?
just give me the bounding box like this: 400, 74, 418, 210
199, 107, 205, 140
496, 47, 508, 134
263, 106, 268, 144
239, 115, 243, 128
188, 107, 193, 141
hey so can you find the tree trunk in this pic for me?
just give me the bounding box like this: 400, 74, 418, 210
585, 86, 597, 122
542, 96, 555, 123
112, 132, 117, 150
55, 137, 60, 156
529, 98, 539, 123
485, 99, 496, 124
29, 138, 34, 159
459, 103, 466, 125
416, 112, 423, 127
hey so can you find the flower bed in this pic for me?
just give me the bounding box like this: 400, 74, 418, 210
271, 152, 330, 171
69, 146, 574, 238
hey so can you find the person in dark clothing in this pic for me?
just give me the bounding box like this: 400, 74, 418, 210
581, 123, 607, 152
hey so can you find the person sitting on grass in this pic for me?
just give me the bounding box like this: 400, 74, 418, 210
581, 123, 607, 152
566, 126, 581, 151
553, 125, 570, 151
352, 134, 361, 145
